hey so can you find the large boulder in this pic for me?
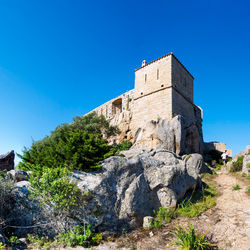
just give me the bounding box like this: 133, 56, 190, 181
10, 149, 207, 236
8, 170, 29, 182
0, 150, 15, 171
132, 116, 203, 155
70, 149, 204, 232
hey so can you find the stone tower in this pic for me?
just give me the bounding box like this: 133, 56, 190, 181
87, 52, 203, 150
130, 52, 201, 133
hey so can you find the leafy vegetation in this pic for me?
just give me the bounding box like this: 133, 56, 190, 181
230, 156, 244, 172
29, 167, 84, 210
152, 207, 176, 228
177, 182, 217, 218
0, 242, 5, 250
172, 224, 213, 250
27, 225, 102, 248
0, 171, 14, 230
57, 224, 102, 247
17, 112, 132, 172
232, 184, 241, 191
9, 235, 20, 246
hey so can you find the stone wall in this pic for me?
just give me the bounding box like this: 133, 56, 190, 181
172, 54, 193, 102
134, 55, 172, 99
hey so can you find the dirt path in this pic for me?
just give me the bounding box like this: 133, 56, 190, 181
201, 171, 250, 249
88, 170, 250, 250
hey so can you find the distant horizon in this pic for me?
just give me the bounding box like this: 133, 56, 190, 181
1, 0, 250, 163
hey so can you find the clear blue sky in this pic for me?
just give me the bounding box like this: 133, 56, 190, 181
0, 0, 249, 163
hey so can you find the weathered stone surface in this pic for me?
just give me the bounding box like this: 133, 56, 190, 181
143, 216, 154, 229
0, 150, 14, 171
69, 149, 204, 232
8, 170, 29, 182
9, 149, 207, 236
132, 115, 203, 155
242, 154, 250, 175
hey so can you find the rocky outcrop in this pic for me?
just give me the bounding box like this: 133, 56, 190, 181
0, 151, 15, 171
242, 146, 250, 175
8, 148, 207, 236
132, 115, 203, 155
70, 149, 204, 232
8, 170, 29, 182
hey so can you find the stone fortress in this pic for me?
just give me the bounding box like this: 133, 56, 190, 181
88, 52, 231, 156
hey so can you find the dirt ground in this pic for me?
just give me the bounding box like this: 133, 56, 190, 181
68, 169, 250, 250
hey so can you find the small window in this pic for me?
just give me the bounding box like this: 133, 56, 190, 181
145, 74, 147, 83
141, 92, 143, 95
157, 69, 159, 80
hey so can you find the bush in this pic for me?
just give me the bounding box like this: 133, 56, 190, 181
116, 140, 132, 151
9, 235, 20, 246
27, 225, 102, 248
232, 184, 241, 191
29, 167, 83, 211
230, 156, 244, 172
17, 112, 128, 172
172, 224, 213, 250
0, 242, 5, 250
0, 172, 14, 230
153, 207, 176, 228
57, 225, 102, 247
246, 186, 250, 195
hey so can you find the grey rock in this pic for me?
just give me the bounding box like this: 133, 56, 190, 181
132, 115, 203, 156
8, 170, 29, 182
0, 229, 6, 244
69, 149, 205, 232
10, 148, 207, 236
143, 216, 154, 229
13, 181, 30, 197
242, 155, 250, 175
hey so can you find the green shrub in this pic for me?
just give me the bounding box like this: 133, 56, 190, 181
172, 224, 213, 250
232, 184, 241, 191
230, 156, 244, 172
246, 186, 250, 194
27, 225, 102, 248
0, 242, 5, 250
153, 207, 176, 227
177, 182, 217, 218
29, 167, 83, 211
116, 140, 132, 151
0, 172, 14, 229
17, 112, 122, 172
27, 234, 53, 249
9, 236, 20, 246
58, 225, 102, 247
